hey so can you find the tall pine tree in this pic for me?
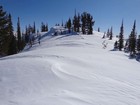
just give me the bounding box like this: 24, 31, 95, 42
61, 20, 64, 27
81, 12, 87, 34
77, 13, 81, 32
7, 14, 17, 55
73, 11, 78, 32
17, 17, 22, 52
129, 20, 137, 56
0, 6, 9, 55
67, 18, 72, 33
45, 23, 48, 32
118, 20, 124, 51
87, 13, 94, 34
137, 35, 140, 53
25, 26, 29, 43
0, 6, 17, 56
98, 27, 100, 32
107, 29, 110, 37
33, 22, 36, 33
109, 27, 113, 40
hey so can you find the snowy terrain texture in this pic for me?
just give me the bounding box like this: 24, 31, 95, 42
0, 27, 140, 105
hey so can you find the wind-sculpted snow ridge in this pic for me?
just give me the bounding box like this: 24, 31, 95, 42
0, 31, 140, 105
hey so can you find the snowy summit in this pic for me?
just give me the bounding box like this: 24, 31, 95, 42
0, 27, 140, 105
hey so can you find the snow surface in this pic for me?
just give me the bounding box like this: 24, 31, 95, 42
0, 28, 140, 105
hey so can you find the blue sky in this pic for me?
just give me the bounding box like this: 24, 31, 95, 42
0, 0, 140, 37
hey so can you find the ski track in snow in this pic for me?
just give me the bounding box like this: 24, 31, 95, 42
0, 30, 140, 105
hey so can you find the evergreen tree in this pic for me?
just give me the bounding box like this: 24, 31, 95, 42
81, 12, 94, 35
98, 27, 100, 32
45, 23, 48, 32
107, 29, 110, 37
28, 24, 32, 34
124, 39, 129, 53
26, 24, 36, 34
0, 6, 9, 55
109, 27, 113, 40
25, 26, 29, 43
87, 13, 94, 34
73, 12, 78, 32
77, 13, 81, 32
129, 20, 137, 56
41, 22, 48, 32
118, 21, 124, 51
33, 22, 36, 33
17, 17, 22, 51
0, 6, 18, 56
64, 21, 67, 28
137, 35, 140, 53
81, 12, 87, 34
114, 41, 118, 49
7, 14, 17, 55
72, 11, 81, 32
41, 22, 45, 32
67, 18, 72, 33
61, 20, 63, 27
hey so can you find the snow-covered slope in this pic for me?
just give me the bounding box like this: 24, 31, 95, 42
0, 30, 140, 105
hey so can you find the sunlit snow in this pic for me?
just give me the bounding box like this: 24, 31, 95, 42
0, 27, 140, 105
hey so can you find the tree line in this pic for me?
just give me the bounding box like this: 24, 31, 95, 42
64, 11, 95, 35
0, 5, 50, 56
0, 6, 25, 56
113, 20, 140, 59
